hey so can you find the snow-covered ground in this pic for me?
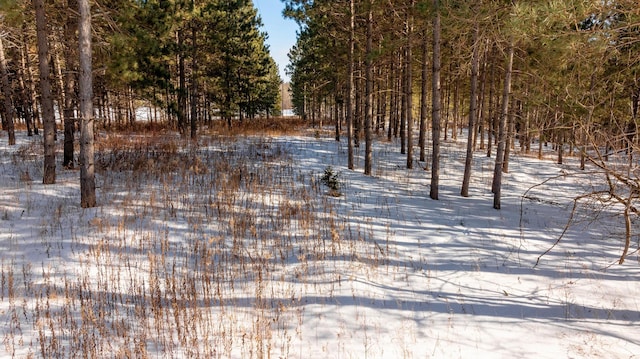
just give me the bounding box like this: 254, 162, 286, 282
1, 129, 638, 358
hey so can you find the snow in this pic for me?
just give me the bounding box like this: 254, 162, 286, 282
1, 129, 639, 358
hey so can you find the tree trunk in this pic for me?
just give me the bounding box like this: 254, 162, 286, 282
52, 48, 66, 130
400, 50, 407, 155
419, 29, 428, 162
477, 41, 489, 151
452, 77, 459, 141
63, 0, 77, 168
78, 0, 96, 208
394, 52, 401, 139
355, 62, 362, 148
364, 0, 373, 176
334, 91, 340, 141
18, 41, 34, 136
0, 37, 16, 145
461, 26, 480, 197
178, 29, 187, 135
190, 25, 198, 140
443, 73, 450, 141
430, 0, 441, 200
405, 1, 414, 169
375, 66, 385, 134
389, 50, 398, 141
492, 43, 514, 210
34, 0, 57, 184
347, 0, 355, 170
486, 46, 496, 157
24, 24, 40, 135
503, 110, 515, 172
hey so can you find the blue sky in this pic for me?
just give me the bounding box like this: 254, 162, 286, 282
254, 0, 299, 82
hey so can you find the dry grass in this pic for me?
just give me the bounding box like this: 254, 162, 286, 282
209, 117, 308, 137
1, 124, 393, 358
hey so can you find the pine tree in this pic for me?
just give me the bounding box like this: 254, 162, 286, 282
430, 0, 441, 200
33, 0, 56, 184
78, 0, 96, 208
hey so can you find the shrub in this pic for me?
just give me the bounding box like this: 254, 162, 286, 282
320, 166, 341, 196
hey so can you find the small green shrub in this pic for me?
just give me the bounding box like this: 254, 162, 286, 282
320, 166, 341, 196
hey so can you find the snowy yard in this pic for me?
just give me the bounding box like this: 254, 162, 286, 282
1, 129, 638, 358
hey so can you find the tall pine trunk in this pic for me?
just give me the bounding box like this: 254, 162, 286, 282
364, 0, 373, 176
178, 29, 187, 134
486, 46, 496, 157
400, 50, 407, 155
190, 25, 198, 140
63, 0, 77, 168
430, 0, 441, 200
461, 26, 480, 197
347, 0, 355, 170
388, 50, 397, 141
335, 91, 340, 141
419, 29, 428, 163
34, 0, 57, 184
78, 0, 96, 208
492, 43, 514, 210
405, 1, 414, 169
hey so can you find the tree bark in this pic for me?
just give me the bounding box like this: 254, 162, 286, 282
503, 109, 515, 172
419, 29, 428, 162
334, 92, 340, 141
462, 26, 480, 197
355, 63, 362, 148
486, 46, 496, 157
347, 0, 355, 170
34, 0, 57, 184
405, 1, 414, 169
477, 41, 489, 151
78, 0, 96, 208
400, 50, 407, 155
364, 0, 373, 176
190, 25, 198, 140
178, 29, 187, 134
430, 0, 441, 200
492, 43, 514, 210
63, 0, 77, 168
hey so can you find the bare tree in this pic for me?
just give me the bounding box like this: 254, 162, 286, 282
78, 0, 96, 208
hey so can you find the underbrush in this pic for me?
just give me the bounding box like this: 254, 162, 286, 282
2, 126, 636, 358
1, 131, 388, 358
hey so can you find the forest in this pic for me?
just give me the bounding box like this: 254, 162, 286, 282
0, 0, 282, 142
283, 0, 640, 261
1, 0, 640, 358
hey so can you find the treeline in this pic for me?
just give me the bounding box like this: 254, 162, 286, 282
285, 0, 639, 261
0, 0, 282, 141
284, 0, 639, 190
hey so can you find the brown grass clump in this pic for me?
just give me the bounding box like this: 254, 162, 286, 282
210, 116, 307, 137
